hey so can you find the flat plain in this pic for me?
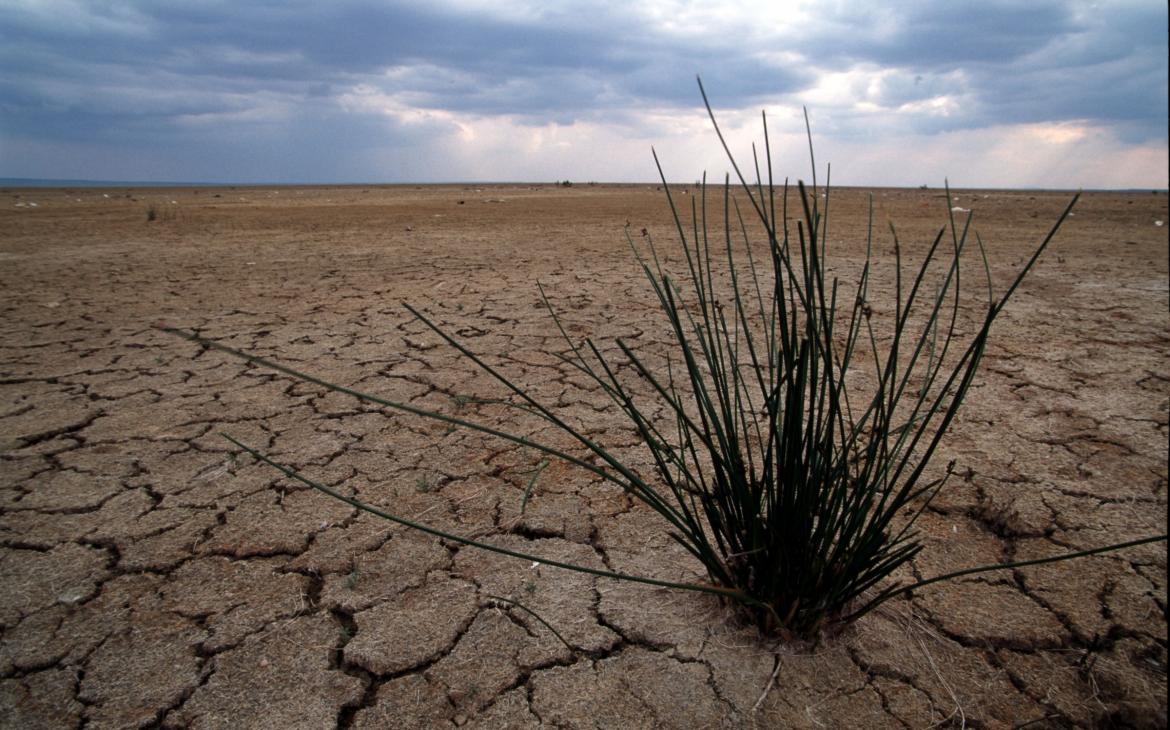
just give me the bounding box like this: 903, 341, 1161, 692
1, 182, 1167, 728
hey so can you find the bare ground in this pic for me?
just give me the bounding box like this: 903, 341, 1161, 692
0, 182, 1166, 729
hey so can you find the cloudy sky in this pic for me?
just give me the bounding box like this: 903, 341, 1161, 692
1, 0, 1166, 188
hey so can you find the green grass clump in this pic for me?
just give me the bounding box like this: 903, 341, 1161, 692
163, 79, 1165, 640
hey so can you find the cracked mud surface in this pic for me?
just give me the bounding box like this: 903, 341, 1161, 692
1, 183, 1166, 728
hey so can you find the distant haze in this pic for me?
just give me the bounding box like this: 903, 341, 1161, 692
1, 1, 1166, 189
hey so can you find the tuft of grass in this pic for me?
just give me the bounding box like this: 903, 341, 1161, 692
160, 79, 1166, 640
147, 203, 178, 223
451, 394, 472, 411
519, 458, 549, 514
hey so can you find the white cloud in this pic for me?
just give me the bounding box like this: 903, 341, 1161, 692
809, 121, 1168, 189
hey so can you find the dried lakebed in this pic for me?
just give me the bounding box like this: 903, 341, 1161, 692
1, 184, 1166, 728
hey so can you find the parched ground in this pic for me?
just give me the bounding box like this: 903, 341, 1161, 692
0, 181, 1166, 729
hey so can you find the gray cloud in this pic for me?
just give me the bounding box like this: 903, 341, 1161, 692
804, 0, 1080, 67
0, 0, 1164, 183
796, 0, 1168, 139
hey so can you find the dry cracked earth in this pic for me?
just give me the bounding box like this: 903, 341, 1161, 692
0, 182, 1166, 729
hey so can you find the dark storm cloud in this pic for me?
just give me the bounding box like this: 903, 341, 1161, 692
804, 0, 1081, 67
0, 0, 1165, 182
0, 1, 803, 127
0, 0, 814, 180
800, 0, 1168, 139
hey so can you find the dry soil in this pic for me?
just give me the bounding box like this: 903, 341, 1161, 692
0, 182, 1166, 728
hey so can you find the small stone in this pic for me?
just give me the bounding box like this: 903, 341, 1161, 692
56, 589, 87, 605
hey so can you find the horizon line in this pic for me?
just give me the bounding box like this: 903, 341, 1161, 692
1, 176, 1166, 195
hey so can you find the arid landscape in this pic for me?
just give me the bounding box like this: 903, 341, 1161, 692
1, 182, 1166, 728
